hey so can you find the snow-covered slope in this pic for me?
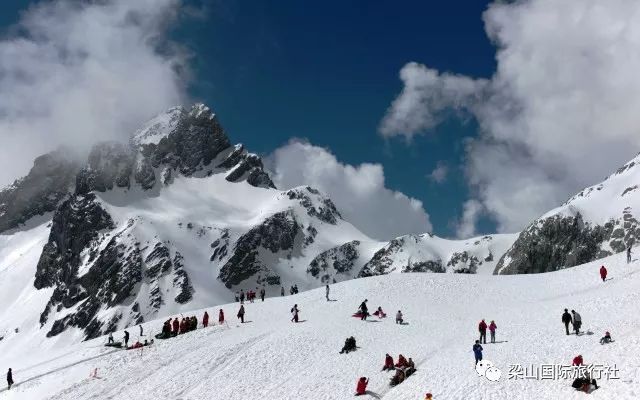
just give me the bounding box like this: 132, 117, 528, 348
1, 250, 639, 399
0, 103, 518, 346
496, 153, 640, 274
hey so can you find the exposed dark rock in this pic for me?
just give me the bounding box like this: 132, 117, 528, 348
286, 187, 341, 224
34, 194, 114, 289
495, 213, 611, 275
447, 251, 480, 274
173, 252, 194, 303
404, 260, 444, 273
308, 240, 360, 278
0, 148, 80, 233
218, 210, 300, 288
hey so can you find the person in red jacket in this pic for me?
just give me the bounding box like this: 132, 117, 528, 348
219, 309, 225, 324
395, 354, 409, 368
489, 320, 497, 343
600, 265, 607, 282
382, 354, 394, 371
572, 355, 584, 366
478, 319, 488, 344
172, 318, 179, 336
203, 311, 209, 328
356, 377, 369, 396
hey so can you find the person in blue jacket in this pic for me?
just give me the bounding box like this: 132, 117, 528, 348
473, 340, 483, 365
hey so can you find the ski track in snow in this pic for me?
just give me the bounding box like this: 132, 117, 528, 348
1, 252, 640, 399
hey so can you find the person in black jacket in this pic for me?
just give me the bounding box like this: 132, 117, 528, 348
359, 300, 368, 321
7, 368, 13, 390
562, 309, 573, 335
124, 330, 130, 347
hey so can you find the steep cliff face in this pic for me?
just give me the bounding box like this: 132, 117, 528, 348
0, 148, 81, 233
495, 153, 640, 274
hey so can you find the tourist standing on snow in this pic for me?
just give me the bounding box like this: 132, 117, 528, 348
139, 324, 144, 336
356, 377, 369, 396
628, 246, 632, 263
478, 319, 488, 344
473, 340, 483, 365
396, 310, 403, 324
359, 299, 368, 320
600, 265, 607, 282
172, 318, 179, 335
219, 309, 225, 324
108, 332, 114, 344
124, 330, 130, 347
281, 286, 285, 296
489, 320, 497, 343
260, 287, 266, 302
240, 290, 245, 304
326, 284, 330, 301
6, 368, 13, 390
235, 291, 240, 302
572, 310, 582, 335
237, 305, 245, 323
203, 311, 209, 328
562, 309, 573, 335
291, 304, 300, 323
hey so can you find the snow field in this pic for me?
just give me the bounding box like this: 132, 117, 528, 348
1, 250, 640, 399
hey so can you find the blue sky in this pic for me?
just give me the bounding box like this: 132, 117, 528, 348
2, 0, 639, 241
171, 0, 496, 237
0, 0, 494, 238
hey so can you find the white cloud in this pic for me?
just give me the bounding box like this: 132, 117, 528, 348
455, 199, 483, 239
428, 161, 449, 184
380, 63, 487, 140
381, 0, 640, 233
268, 140, 432, 241
0, 0, 189, 187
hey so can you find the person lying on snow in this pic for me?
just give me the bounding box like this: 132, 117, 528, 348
600, 331, 613, 344
382, 354, 394, 371
373, 307, 386, 318
355, 377, 369, 396
572, 371, 599, 393
339, 336, 357, 354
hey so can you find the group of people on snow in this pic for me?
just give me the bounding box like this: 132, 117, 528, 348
561, 308, 582, 335
235, 288, 267, 304
478, 319, 498, 344
155, 310, 225, 339
339, 336, 357, 354
571, 355, 599, 393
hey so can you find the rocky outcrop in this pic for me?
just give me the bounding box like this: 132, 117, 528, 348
34, 194, 114, 289
0, 148, 80, 233
308, 240, 360, 282
218, 210, 300, 288
286, 187, 341, 224
495, 213, 611, 275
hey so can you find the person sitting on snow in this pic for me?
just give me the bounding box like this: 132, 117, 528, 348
382, 354, 394, 371
600, 331, 613, 344
396, 310, 404, 324
395, 354, 409, 368
340, 337, 357, 354
572, 370, 598, 393
406, 357, 416, 376
425, 393, 433, 400
373, 306, 386, 318
356, 377, 369, 396
390, 368, 405, 386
